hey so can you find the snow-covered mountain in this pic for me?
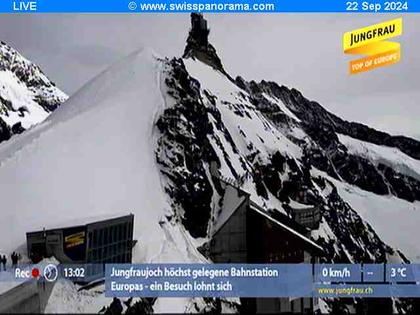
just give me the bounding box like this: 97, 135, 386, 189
1, 14, 420, 313
0, 41, 67, 142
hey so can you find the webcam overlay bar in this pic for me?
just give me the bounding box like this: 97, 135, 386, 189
4, 263, 420, 298
0, 0, 418, 13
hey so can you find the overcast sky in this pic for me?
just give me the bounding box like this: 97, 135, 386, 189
0, 14, 419, 139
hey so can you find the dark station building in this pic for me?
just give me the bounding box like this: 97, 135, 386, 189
26, 214, 134, 278
209, 177, 324, 314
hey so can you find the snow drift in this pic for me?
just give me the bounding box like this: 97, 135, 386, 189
0, 49, 202, 269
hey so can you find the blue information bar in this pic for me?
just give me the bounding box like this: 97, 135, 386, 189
105, 264, 313, 297
4, 263, 420, 298
0, 0, 419, 13
104, 263, 420, 298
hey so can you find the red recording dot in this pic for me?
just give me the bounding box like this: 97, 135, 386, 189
31, 268, 40, 278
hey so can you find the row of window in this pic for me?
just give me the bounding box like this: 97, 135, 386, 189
87, 241, 132, 262
88, 222, 133, 249
86, 222, 133, 264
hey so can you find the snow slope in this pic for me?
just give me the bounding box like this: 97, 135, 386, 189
183, 58, 301, 214
184, 59, 302, 164
0, 41, 67, 132
313, 168, 420, 262
0, 48, 207, 312
158, 54, 412, 269
0, 48, 202, 267
338, 133, 420, 182
0, 70, 47, 128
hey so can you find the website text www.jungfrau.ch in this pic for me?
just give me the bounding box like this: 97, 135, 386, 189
317, 286, 375, 297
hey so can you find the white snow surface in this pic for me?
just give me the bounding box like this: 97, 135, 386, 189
0, 70, 50, 128
45, 280, 111, 314
262, 92, 301, 122
312, 168, 420, 262
0, 41, 67, 130
0, 49, 204, 311
184, 59, 302, 166
338, 133, 420, 181
184, 58, 300, 214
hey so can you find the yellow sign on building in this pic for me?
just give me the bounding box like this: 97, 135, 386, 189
64, 231, 86, 248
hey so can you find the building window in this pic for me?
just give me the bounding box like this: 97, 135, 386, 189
122, 224, 127, 240
98, 229, 103, 246
88, 232, 92, 248
115, 226, 119, 243
108, 226, 113, 243
104, 228, 109, 244
118, 224, 124, 241
93, 230, 98, 247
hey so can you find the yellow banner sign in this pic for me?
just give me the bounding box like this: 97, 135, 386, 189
343, 18, 402, 74
64, 231, 86, 248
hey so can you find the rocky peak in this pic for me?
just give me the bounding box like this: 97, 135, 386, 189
0, 41, 67, 143
183, 13, 232, 80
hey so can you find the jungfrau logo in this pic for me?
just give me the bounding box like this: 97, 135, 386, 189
343, 18, 402, 74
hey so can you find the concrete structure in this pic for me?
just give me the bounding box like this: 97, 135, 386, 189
209, 178, 323, 314
0, 280, 55, 314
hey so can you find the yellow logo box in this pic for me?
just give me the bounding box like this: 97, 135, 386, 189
343, 18, 402, 74
64, 231, 86, 248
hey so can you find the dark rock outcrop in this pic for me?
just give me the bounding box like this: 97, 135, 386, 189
0, 41, 67, 144
251, 80, 420, 161
237, 77, 420, 203
156, 58, 218, 237
153, 14, 419, 313
183, 13, 232, 81
0, 117, 12, 143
